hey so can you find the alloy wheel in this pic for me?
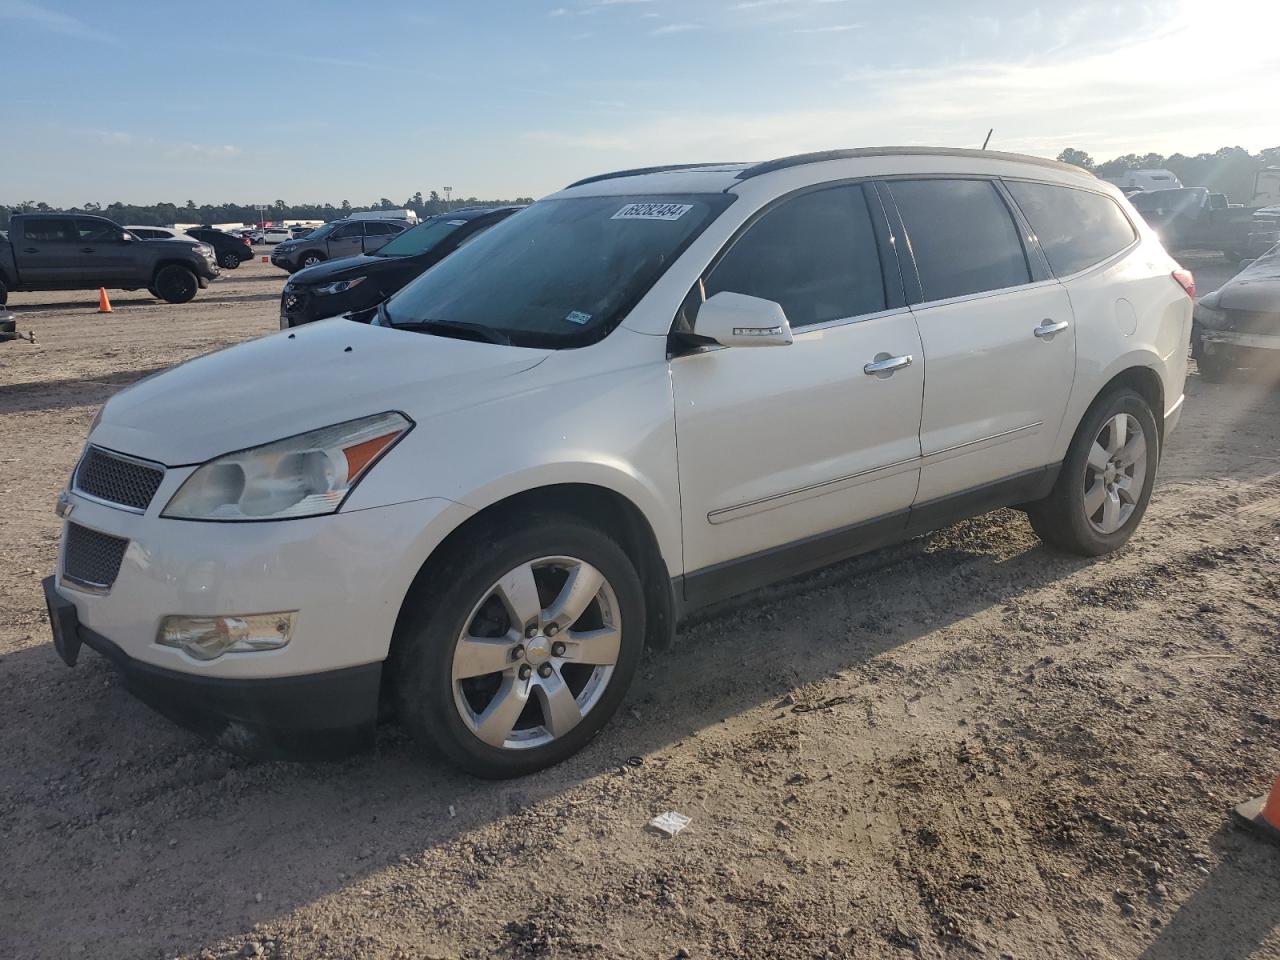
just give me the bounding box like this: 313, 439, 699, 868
1084, 413, 1147, 535
451, 556, 621, 751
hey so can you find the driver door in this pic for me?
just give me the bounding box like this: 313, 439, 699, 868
671, 183, 925, 605
326, 221, 365, 259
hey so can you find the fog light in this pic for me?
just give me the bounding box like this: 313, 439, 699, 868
157, 613, 296, 661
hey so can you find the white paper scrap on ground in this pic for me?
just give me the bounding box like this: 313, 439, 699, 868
648, 811, 691, 837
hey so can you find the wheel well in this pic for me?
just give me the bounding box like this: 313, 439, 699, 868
1100, 366, 1165, 444
151, 259, 196, 282
406, 484, 676, 651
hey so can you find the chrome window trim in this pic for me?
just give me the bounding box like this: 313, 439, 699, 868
791, 304, 913, 334
907, 277, 1062, 312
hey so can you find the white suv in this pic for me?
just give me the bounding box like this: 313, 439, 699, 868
44, 147, 1194, 777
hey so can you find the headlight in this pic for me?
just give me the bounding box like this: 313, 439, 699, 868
162, 411, 412, 521
200, 244, 215, 258
316, 277, 367, 296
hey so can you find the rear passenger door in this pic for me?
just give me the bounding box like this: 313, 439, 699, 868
15, 217, 80, 286
326, 222, 365, 259
362, 221, 402, 253
884, 178, 1075, 506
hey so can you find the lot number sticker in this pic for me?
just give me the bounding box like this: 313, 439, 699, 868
612, 202, 693, 221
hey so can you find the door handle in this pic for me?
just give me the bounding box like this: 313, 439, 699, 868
1034, 319, 1070, 340
80, 247, 96, 253
23, 247, 38, 253
864, 353, 913, 377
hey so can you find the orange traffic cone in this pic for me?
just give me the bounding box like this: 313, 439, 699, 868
96, 288, 112, 313
1233, 775, 1280, 845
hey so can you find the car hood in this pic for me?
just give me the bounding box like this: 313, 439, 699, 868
1208, 251, 1280, 313
90, 319, 551, 465
288, 254, 384, 285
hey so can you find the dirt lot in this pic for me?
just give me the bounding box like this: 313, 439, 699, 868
2, 253, 1278, 960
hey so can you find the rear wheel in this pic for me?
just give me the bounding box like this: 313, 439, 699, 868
219, 251, 241, 269
1027, 389, 1159, 556
153, 265, 198, 304
0, 278, 7, 305
392, 516, 645, 778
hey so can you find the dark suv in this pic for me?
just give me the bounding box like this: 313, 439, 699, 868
269, 219, 409, 273
185, 227, 254, 270
279, 207, 520, 327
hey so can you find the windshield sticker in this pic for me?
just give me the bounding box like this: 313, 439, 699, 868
565, 310, 592, 325
611, 202, 693, 222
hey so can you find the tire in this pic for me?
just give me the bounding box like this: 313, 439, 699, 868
0, 278, 8, 306
300, 252, 324, 269
219, 251, 241, 269
391, 515, 646, 778
1026, 388, 1159, 557
153, 265, 198, 304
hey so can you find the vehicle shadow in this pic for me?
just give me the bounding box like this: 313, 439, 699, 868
0, 366, 171, 414
5, 291, 280, 312
0, 510, 1103, 958
1138, 823, 1280, 959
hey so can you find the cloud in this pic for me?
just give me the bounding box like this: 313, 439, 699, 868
549, 6, 569, 15
0, 0, 114, 42
651, 22, 701, 34
793, 23, 861, 32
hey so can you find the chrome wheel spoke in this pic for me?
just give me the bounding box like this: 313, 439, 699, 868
545, 561, 604, 629
1107, 414, 1128, 454
494, 562, 542, 630
1116, 433, 1145, 469
1084, 478, 1108, 517
473, 675, 530, 747
1101, 488, 1123, 531
453, 631, 518, 680
1114, 475, 1137, 505
562, 625, 622, 666
1087, 441, 1110, 472
533, 669, 584, 738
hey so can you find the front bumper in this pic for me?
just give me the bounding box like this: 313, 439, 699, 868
280, 285, 374, 328
44, 577, 378, 758
270, 249, 301, 272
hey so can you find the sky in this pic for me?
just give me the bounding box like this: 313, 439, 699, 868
1, 0, 1276, 207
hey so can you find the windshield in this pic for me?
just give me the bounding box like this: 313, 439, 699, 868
376, 216, 468, 257
300, 222, 337, 239
379, 194, 732, 348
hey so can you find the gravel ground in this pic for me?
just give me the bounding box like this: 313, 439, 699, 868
1, 252, 1278, 960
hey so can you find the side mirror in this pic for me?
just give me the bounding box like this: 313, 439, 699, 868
693, 291, 793, 348
120, 231, 133, 242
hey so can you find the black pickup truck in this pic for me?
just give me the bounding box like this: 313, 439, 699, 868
0, 213, 219, 305
1129, 188, 1268, 263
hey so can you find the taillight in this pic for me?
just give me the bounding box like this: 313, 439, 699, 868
1172, 268, 1195, 300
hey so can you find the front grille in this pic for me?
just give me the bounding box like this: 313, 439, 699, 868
74, 446, 165, 512
281, 289, 309, 314
63, 523, 129, 591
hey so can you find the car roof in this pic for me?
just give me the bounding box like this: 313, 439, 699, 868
432, 205, 522, 222
553, 147, 1096, 198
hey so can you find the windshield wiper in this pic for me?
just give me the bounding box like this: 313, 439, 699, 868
388, 317, 512, 345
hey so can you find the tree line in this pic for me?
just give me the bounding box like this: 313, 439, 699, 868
0, 192, 535, 231
1056, 145, 1280, 204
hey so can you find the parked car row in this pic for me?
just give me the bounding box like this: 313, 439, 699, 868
44, 147, 1199, 777
0, 214, 219, 304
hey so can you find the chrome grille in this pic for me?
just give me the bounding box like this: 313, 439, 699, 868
63, 523, 129, 591
74, 446, 164, 512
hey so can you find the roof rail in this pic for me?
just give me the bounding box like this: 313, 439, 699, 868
565, 162, 738, 190
735, 146, 1091, 181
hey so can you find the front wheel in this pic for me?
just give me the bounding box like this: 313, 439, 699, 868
300, 252, 324, 269
1027, 389, 1159, 556
153, 265, 198, 304
391, 517, 645, 778
0, 278, 8, 305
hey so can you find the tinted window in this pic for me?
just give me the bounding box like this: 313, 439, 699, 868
331, 222, 362, 239
1006, 181, 1136, 276
889, 179, 1031, 301
365, 221, 400, 235
703, 185, 885, 328
23, 218, 75, 243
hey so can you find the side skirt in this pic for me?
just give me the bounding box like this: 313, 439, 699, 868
675, 463, 1060, 616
